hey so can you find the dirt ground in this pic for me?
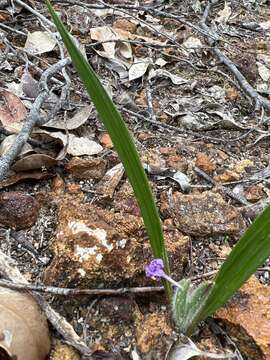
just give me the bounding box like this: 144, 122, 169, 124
0, 0, 270, 359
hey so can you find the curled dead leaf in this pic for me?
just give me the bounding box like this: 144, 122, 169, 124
12, 154, 57, 172
0, 287, 50, 360
0, 89, 27, 132
44, 105, 93, 130
24, 31, 57, 55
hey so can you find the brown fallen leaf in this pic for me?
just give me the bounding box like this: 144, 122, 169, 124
12, 154, 57, 172
43, 105, 93, 130
0, 287, 50, 360
0, 170, 52, 190
0, 89, 27, 132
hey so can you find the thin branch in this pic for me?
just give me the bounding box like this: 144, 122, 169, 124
0, 58, 71, 181
0, 250, 93, 358
200, 1, 270, 112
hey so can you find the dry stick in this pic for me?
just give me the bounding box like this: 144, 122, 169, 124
0, 250, 93, 358
194, 166, 250, 206
0, 270, 225, 297
124, 108, 231, 143
0, 58, 71, 181
13, 0, 54, 27
200, 1, 270, 112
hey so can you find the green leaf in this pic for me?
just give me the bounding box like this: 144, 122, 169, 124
173, 279, 211, 335
197, 204, 270, 322
45, 0, 171, 298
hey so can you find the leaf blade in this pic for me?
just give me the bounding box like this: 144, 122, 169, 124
45, 0, 171, 297
197, 204, 270, 321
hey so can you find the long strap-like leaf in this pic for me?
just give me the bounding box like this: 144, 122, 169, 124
46, 0, 171, 298
197, 204, 270, 321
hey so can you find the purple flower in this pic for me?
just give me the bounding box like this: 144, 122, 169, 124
145, 259, 165, 280
145, 259, 182, 288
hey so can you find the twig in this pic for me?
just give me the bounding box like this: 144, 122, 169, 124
0, 250, 93, 358
194, 166, 250, 206
124, 108, 235, 143
0, 58, 71, 181
13, 0, 54, 27
0, 279, 164, 296
200, 1, 270, 111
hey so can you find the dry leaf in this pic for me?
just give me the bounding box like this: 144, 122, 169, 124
0, 287, 50, 360
257, 62, 270, 81
24, 31, 57, 55
182, 37, 203, 53
149, 69, 188, 85
44, 105, 93, 130
47, 131, 103, 156
0, 89, 27, 132
129, 60, 151, 81
259, 20, 270, 30
90, 26, 132, 60
0, 171, 52, 190
12, 154, 57, 171
0, 134, 32, 157
216, 1, 232, 24
168, 336, 234, 360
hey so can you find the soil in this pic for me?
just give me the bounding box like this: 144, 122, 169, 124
0, 0, 270, 359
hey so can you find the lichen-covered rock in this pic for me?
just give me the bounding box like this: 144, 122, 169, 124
0, 191, 39, 229
65, 157, 107, 180
215, 276, 270, 360
160, 191, 246, 237
43, 186, 189, 287
135, 311, 172, 355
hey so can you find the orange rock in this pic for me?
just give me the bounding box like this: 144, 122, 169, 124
136, 312, 172, 354
244, 184, 266, 202
65, 157, 107, 180
113, 18, 137, 33
195, 152, 216, 173
43, 187, 190, 288
99, 133, 113, 149
51, 175, 65, 195
0, 192, 39, 230
166, 154, 188, 172
215, 276, 270, 359
159, 147, 177, 156
214, 170, 240, 182
226, 86, 240, 101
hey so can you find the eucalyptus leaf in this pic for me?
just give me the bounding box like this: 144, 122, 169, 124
45, 0, 171, 297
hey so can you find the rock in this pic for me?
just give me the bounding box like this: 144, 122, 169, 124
214, 170, 240, 182
233, 159, 254, 174
244, 184, 266, 202
50, 343, 80, 360
96, 163, 125, 200
99, 133, 113, 149
113, 18, 137, 33
135, 311, 172, 354
114, 181, 141, 217
215, 276, 270, 359
0, 192, 39, 229
160, 191, 246, 236
65, 157, 107, 180
43, 187, 189, 287
99, 297, 136, 324
195, 152, 216, 173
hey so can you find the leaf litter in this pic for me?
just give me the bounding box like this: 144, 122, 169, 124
0, 0, 270, 359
